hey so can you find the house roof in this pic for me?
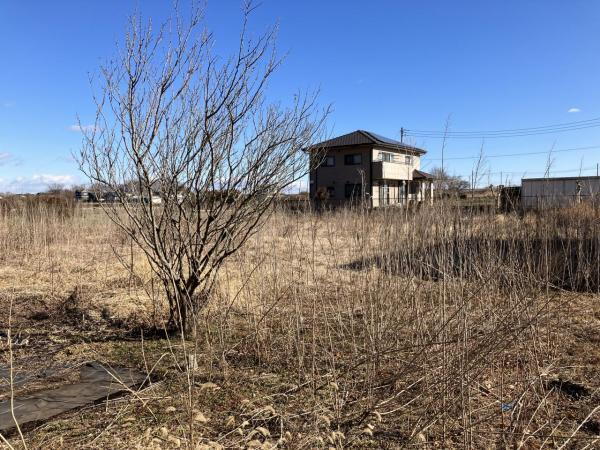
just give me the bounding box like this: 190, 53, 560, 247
413, 169, 433, 179
309, 130, 426, 154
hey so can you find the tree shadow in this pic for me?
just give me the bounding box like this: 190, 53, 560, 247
341, 237, 600, 292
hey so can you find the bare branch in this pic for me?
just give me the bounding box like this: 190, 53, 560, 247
77, 3, 329, 334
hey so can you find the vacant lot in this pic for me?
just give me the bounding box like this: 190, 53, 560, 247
0, 200, 598, 448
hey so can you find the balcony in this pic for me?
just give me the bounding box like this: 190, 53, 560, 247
372, 160, 412, 180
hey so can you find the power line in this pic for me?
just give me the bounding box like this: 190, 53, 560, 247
407, 123, 600, 138
485, 165, 598, 176
421, 166, 597, 176
408, 116, 600, 134
405, 117, 600, 139
427, 144, 600, 161
409, 116, 600, 134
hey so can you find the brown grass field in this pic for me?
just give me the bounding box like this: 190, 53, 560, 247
0, 199, 598, 449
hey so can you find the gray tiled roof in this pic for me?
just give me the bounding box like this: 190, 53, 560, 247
413, 169, 434, 179
311, 130, 426, 154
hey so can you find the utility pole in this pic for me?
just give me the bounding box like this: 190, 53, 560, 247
400, 127, 404, 143
597, 163, 599, 176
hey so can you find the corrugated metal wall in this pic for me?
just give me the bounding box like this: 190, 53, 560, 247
521, 177, 600, 209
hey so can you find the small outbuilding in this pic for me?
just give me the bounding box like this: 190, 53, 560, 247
521, 176, 600, 209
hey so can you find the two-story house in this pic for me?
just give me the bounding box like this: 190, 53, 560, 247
309, 130, 433, 207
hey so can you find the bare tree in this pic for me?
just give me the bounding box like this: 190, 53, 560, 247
45, 183, 66, 195
77, 3, 329, 335
544, 142, 556, 178
470, 141, 488, 194
440, 113, 452, 176
430, 167, 469, 193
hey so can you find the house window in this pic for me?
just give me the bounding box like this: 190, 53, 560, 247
380, 152, 394, 162
322, 155, 335, 167
326, 186, 335, 198
405, 155, 413, 165
345, 183, 362, 199
344, 154, 362, 165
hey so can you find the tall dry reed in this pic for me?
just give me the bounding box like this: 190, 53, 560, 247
1, 198, 598, 447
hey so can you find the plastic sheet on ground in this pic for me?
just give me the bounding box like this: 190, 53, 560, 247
0, 362, 146, 431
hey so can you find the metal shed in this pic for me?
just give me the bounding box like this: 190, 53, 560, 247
521, 176, 600, 209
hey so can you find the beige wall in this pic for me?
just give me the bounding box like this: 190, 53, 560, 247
372, 161, 414, 180
372, 147, 421, 175
310, 145, 372, 203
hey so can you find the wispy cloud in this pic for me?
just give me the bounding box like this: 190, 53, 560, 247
0, 152, 22, 167
69, 124, 97, 132
54, 154, 77, 164
0, 174, 78, 194
0, 153, 13, 165
2, 101, 15, 108
567, 107, 581, 113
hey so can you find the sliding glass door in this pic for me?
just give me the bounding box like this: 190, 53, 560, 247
379, 182, 389, 206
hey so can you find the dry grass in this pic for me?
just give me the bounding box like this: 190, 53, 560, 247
0, 199, 598, 448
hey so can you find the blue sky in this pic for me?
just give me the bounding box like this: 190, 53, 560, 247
1, 0, 599, 192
